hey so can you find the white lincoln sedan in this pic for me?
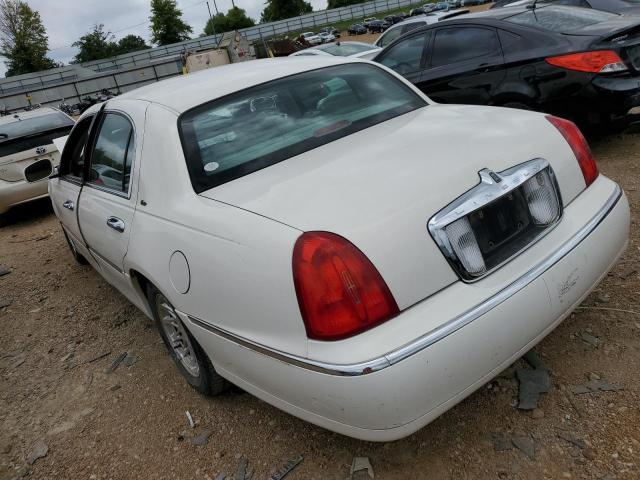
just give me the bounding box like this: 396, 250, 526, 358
50, 57, 629, 441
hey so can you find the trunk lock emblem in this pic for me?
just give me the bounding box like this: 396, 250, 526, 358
35, 146, 46, 155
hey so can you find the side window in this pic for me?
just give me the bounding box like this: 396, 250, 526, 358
431, 27, 500, 67
379, 32, 428, 75
89, 113, 134, 194
60, 115, 94, 179
401, 22, 425, 34
378, 27, 403, 48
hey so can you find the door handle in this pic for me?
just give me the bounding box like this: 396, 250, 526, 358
62, 200, 74, 211
106, 216, 125, 233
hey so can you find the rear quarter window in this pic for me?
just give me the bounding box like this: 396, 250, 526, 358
179, 63, 426, 193
506, 5, 618, 31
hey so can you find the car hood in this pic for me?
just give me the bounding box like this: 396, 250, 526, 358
200, 104, 581, 309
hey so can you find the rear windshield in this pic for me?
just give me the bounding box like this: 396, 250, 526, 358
506, 5, 618, 31
0, 111, 74, 140
318, 43, 374, 56
179, 63, 426, 192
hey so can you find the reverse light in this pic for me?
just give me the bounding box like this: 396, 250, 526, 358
522, 170, 559, 226
545, 50, 627, 73
444, 217, 486, 276
292, 232, 399, 341
546, 115, 599, 187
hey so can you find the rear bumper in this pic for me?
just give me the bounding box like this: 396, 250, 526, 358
0, 178, 49, 214
183, 177, 629, 441
583, 74, 640, 115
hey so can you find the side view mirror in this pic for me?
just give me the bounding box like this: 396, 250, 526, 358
49, 165, 61, 179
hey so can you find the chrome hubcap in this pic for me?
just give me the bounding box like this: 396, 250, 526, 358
156, 294, 200, 377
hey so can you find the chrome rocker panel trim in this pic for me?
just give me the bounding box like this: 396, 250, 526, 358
187, 185, 622, 377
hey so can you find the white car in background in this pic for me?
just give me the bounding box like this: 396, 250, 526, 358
290, 41, 381, 58
373, 9, 470, 49
50, 57, 629, 441
0, 107, 74, 222
318, 31, 336, 43
300, 31, 322, 45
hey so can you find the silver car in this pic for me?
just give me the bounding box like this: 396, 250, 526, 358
0, 107, 74, 222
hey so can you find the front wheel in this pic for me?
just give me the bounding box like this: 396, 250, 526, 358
147, 285, 227, 396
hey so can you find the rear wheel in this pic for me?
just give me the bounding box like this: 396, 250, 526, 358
147, 284, 227, 396
62, 229, 89, 265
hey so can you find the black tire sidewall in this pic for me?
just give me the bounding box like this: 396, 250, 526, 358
147, 285, 226, 396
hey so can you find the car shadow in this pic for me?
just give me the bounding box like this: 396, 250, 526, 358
1, 197, 54, 228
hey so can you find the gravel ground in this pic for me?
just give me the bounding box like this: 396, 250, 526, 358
1, 131, 639, 480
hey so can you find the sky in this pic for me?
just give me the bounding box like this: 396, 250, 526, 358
0, 0, 329, 77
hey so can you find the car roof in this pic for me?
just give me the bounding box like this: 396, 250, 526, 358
0, 106, 60, 126
116, 57, 356, 114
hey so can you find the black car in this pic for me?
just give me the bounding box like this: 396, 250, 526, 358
368, 20, 388, 32
384, 15, 405, 24
347, 24, 368, 35
492, 0, 640, 14
373, 5, 640, 128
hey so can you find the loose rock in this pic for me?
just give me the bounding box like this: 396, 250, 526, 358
350, 457, 374, 479
581, 332, 600, 347
516, 367, 551, 410
511, 433, 535, 460
189, 429, 212, 447
26, 440, 48, 465
570, 380, 623, 395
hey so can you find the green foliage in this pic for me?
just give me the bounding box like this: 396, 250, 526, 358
116, 34, 151, 55
150, 0, 193, 46
0, 0, 58, 77
72, 24, 117, 63
204, 6, 255, 36
73, 26, 150, 63
327, 0, 366, 8
260, 0, 313, 23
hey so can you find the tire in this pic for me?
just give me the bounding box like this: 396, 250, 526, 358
147, 284, 227, 396
62, 229, 89, 265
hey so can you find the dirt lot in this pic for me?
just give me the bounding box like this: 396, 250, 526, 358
1, 129, 640, 480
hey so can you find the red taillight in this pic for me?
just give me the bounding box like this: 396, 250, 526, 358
546, 115, 599, 187
292, 231, 399, 341
545, 50, 627, 73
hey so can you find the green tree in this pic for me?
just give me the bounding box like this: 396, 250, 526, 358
204, 6, 255, 36
260, 0, 312, 22
0, 0, 58, 77
150, 0, 192, 46
72, 24, 118, 63
327, 0, 365, 7
116, 34, 150, 55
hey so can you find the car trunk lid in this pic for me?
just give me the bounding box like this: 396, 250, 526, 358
200, 105, 585, 309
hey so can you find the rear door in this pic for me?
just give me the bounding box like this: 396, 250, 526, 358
416, 25, 506, 104
49, 114, 96, 261
77, 101, 146, 292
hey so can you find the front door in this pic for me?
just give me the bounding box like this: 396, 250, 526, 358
77, 103, 145, 294
49, 114, 95, 262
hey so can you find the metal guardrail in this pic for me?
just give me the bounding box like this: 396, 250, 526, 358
0, 0, 424, 109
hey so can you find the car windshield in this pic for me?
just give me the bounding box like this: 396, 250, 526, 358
0, 111, 73, 141
318, 43, 375, 56
179, 63, 426, 192
505, 5, 618, 31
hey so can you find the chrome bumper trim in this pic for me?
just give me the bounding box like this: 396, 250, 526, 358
187, 185, 622, 377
